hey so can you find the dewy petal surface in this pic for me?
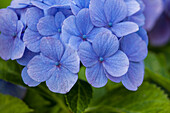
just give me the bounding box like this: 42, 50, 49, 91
89, 0, 107, 27
120, 33, 148, 62
40, 37, 64, 61
22, 67, 40, 87
103, 50, 129, 77
27, 55, 56, 82
0, 9, 18, 36
111, 22, 139, 37
46, 67, 78, 94
104, 0, 127, 24
122, 61, 144, 91
78, 42, 98, 67
86, 62, 108, 88
76, 8, 94, 35
92, 31, 119, 57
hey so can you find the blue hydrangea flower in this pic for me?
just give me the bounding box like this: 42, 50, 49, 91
26, 37, 80, 94
62, 8, 108, 50
0, 79, 27, 99
78, 30, 129, 87
0, 9, 25, 60
107, 32, 148, 91
89, 0, 139, 37
71, 0, 90, 15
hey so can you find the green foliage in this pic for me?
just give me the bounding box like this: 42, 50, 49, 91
0, 58, 24, 85
0, 93, 32, 113
85, 82, 170, 113
0, 0, 12, 8
66, 80, 93, 113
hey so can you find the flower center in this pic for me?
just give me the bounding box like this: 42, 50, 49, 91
99, 57, 104, 62
13, 33, 17, 38
58, 29, 61, 33
55, 62, 60, 67
82, 35, 87, 39
108, 22, 113, 27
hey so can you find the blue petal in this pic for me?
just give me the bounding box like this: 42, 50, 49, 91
78, 42, 98, 67
92, 30, 119, 57
103, 50, 129, 77
137, 28, 149, 45
46, 67, 78, 94
55, 12, 65, 29
71, 0, 90, 15
128, 14, 145, 27
60, 45, 80, 73
69, 36, 83, 50
0, 34, 13, 60
22, 67, 40, 87
105, 70, 122, 83
0, 9, 18, 36
40, 37, 64, 61
111, 22, 139, 37
86, 62, 108, 87
17, 48, 39, 66
37, 16, 58, 36
62, 16, 80, 37
44, 0, 71, 6
23, 28, 42, 53
25, 7, 44, 31
27, 55, 56, 82
122, 61, 144, 91
125, 0, 140, 16
31, 1, 49, 9
89, 0, 107, 27
87, 27, 109, 42
104, 0, 127, 24
120, 33, 148, 62
9, 0, 30, 9
76, 8, 94, 35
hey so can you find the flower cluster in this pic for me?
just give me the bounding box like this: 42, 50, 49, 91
0, 0, 148, 94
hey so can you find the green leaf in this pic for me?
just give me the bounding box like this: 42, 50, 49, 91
0, 93, 33, 113
0, 0, 12, 8
66, 80, 93, 113
0, 58, 24, 85
78, 66, 87, 81
86, 82, 170, 113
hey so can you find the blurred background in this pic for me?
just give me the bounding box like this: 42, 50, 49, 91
0, 0, 170, 113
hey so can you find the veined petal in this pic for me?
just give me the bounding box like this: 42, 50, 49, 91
103, 50, 129, 77
76, 8, 94, 35
78, 42, 98, 67
22, 67, 40, 87
89, 0, 107, 27
46, 67, 78, 94
104, 0, 127, 24
86, 62, 108, 87
122, 61, 144, 91
40, 37, 64, 61
120, 33, 148, 62
92, 30, 119, 57
125, 0, 140, 16
27, 55, 56, 82
69, 36, 83, 50
111, 22, 139, 37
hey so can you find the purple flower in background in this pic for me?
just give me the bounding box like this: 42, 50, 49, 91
71, 0, 90, 15
143, 0, 170, 46
89, 0, 139, 37
78, 30, 129, 87
62, 8, 108, 50
0, 9, 25, 60
26, 37, 80, 94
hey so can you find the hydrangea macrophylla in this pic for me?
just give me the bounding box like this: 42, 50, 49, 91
26, 37, 80, 94
62, 8, 108, 50
78, 30, 129, 87
0, 8, 25, 60
107, 31, 148, 91
71, 0, 90, 15
89, 0, 139, 37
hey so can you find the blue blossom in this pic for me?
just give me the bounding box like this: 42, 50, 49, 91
78, 30, 129, 87
107, 31, 148, 91
26, 37, 80, 94
71, 0, 90, 15
0, 9, 25, 60
62, 8, 108, 50
89, 0, 139, 37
